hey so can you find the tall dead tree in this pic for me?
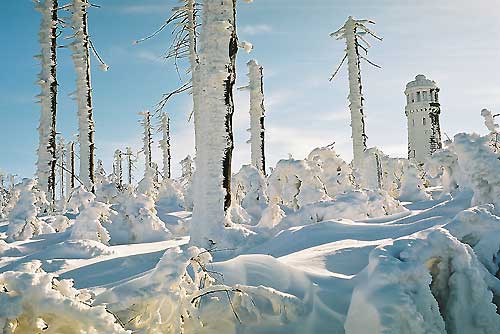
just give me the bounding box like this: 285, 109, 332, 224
140, 111, 153, 174
124, 147, 134, 185
113, 149, 123, 189
159, 112, 171, 179
190, 0, 240, 247
69, 0, 95, 192
239, 59, 266, 175
57, 136, 66, 200
35, 0, 59, 206
66, 141, 75, 195
330, 16, 382, 169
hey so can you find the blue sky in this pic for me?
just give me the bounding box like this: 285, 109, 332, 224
1, 0, 499, 180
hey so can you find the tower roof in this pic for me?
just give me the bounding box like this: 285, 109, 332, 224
405, 74, 438, 91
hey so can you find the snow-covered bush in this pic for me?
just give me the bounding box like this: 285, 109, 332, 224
69, 200, 114, 245
97, 246, 302, 334
268, 157, 330, 210
0, 260, 127, 333
306, 145, 354, 196
179, 155, 195, 210
107, 192, 171, 245
279, 189, 407, 229
45, 214, 72, 232
137, 166, 159, 199
232, 165, 268, 223
445, 205, 500, 274
6, 179, 53, 241
156, 179, 185, 213
256, 199, 285, 229
345, 228, 500, 334
356, 147, 385, 190
66, 185, 96, 214
398, 163, 431, 202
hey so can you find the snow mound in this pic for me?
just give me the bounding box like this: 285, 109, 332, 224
0, 260, 127, 333
345, 228, 500, 334
280, 189, 407, 228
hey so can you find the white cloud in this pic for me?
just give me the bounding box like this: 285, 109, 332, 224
239, 24, 273, 36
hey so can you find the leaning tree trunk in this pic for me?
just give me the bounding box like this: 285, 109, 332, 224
159, 112, 171, 179
35, 0, 58, 206
247, 59, 266, 176
190, 0, 238, 247
70, 0, 95, 192
344, 17, 367, 169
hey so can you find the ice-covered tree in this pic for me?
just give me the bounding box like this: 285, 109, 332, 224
330, 16, 382, 169
34, 0, 59, 206
124, 146, 134, 185
69, 200, 113, 245
113, 149, 123, 189
239, 59, 266, 175
481, 108, 500, 153
69, 0, 108, 192
6, 179, 51, 241
159, 112, 171, 179
56, 136, 66, 202
189, 0, 241, 248
66, 141, 76, 195
69, 0, 95, 192
140, 110, 153, 173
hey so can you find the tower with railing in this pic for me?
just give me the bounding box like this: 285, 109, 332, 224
404, 74, 442, 164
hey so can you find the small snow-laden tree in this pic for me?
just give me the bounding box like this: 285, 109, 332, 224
69, 198, 113, 245
140, 110, 153, 172
481, 108, 500, 153
239, 60, 267, 175
232, 165, 268, 223
124, 146, 135, 185
330, 17, 382, 170
97, 246, 302, 334
157, 179, 186, 215
179, 155, 195, 210
34, 0, 59, 207
355, 147, 385, 190
94, 158, 107, 187
267, 157, 330, 210
159, 112, 172, 179
6, 179, 53, 242
398, 162, 431, 202
190, 0, 240, 247
0, 260, 127, 334
306, 144, 355, 196
66, 185, 96, 214
425, 147, 459, 195
106, 192, 171, 245
56, 136, 66, 205
113, 149, 123, 189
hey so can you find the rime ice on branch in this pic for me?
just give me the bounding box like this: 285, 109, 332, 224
330, 16, 381, 168
240, 60, 267, 175
34, 0, 58, 206
190, 0, 239, 247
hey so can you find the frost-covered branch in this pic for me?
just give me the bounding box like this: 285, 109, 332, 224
159, 112, 172, 179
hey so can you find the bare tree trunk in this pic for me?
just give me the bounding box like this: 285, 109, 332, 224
66, 141, 75, 195
71, 0, 95, 193
35, 0, 58, 206
159, 112, 171, 179
125, 147, 133, 185
246, 60, 266, 175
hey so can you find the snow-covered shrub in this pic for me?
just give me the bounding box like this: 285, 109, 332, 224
481, 108, 500, 152
45, 214, 72, 232
280, 189, 407, 229
356, 147, 385, 190
66, 185, 96, 214
97, 246, 302, 334
256, 199, 285, 229
69, 200, 113, 245
179, 155, 194, 210
107, 192, 171, 245
0, 260, 127, 333
380, 157, 406, 198
345, 228, 500, 334
268, 157, 330, 210
95, 178, 120, 204
232, 165, 268, 223
425, 146, 459, 194
398, 163, 431, 202
306, 145, 354, 197
137, 166, 159, 199
156, 179, 185, 213
445, 205, 500, 274
6, 179, 53, 241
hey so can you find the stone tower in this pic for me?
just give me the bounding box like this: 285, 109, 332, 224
404, 74, 442, 164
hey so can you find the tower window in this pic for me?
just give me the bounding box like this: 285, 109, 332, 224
412, 119, 415, 127
416, 92, 421, 102
423, 117, 426, 125
422, 91, 428, 101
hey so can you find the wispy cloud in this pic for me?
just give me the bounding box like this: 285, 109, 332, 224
117, 4, 170, 15
239, 24, 273, 36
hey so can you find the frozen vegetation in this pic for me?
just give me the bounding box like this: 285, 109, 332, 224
2, 1, 500, 333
